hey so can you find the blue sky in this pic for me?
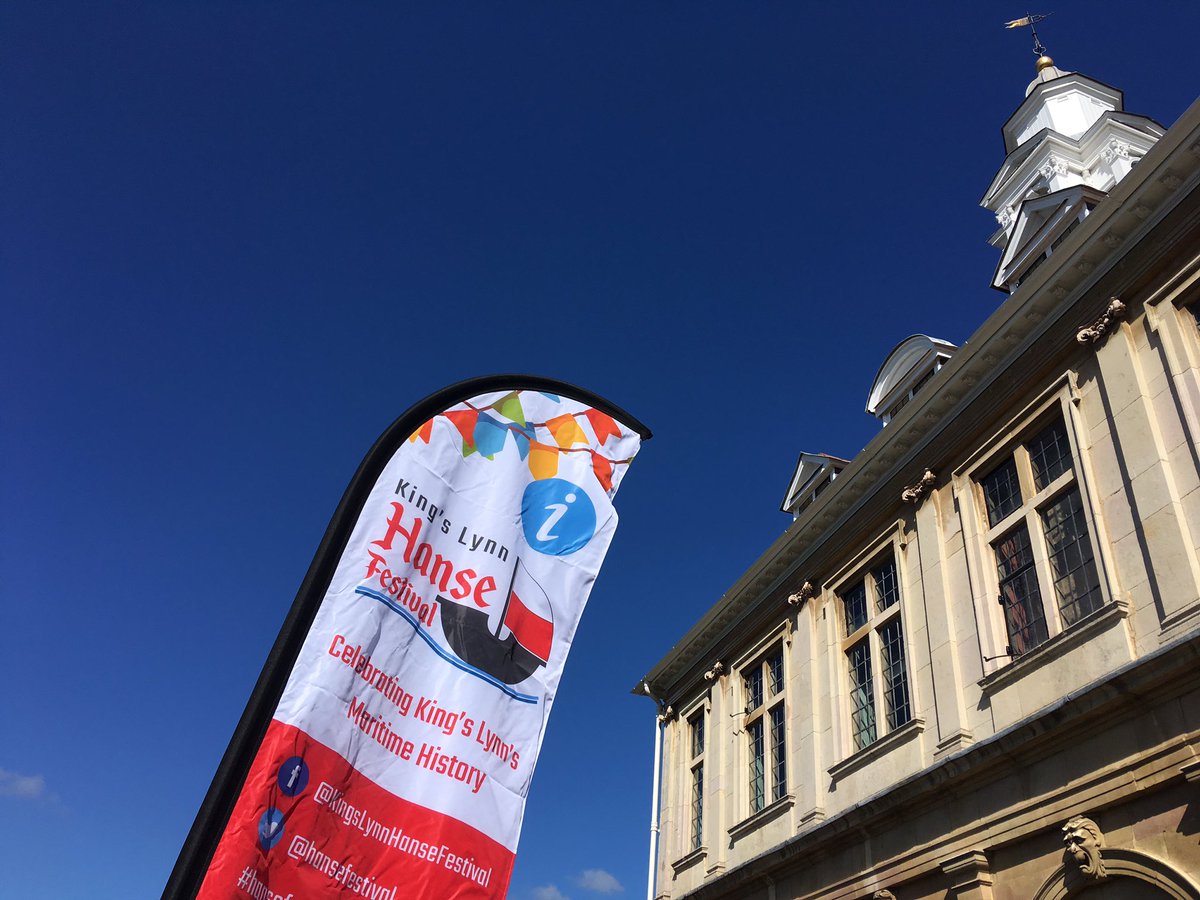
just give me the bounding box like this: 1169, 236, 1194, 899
3, 3, 1198, 898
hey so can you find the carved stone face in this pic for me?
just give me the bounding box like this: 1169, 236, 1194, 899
1062, 816, 1104, 879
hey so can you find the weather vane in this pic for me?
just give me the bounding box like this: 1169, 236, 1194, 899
1004, 12, 1052, 57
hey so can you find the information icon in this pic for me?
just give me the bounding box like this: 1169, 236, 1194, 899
521, 478, 596, 556
258, 808, 285, 850
277, 757, 309, 797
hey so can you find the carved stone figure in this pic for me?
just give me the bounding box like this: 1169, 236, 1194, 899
901, 469, 936, 504
1062, 815, 1105, 880
1076, 298, 1127, 345
788, 581, 817, 607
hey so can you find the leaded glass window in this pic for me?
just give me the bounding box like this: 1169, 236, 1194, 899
976, 413, 1106, 658
687, 710, 704, 850
747, 719, 765, 813
743, 647, 787, 814
879, 618, 911, 730
839, 551, 909, 754
848, 640, 876, 750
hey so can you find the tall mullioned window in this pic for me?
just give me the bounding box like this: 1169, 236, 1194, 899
840, 554, 911, 752
687, 711, 704, 850
978, 416, 1103, 657
744, 647, 786, 813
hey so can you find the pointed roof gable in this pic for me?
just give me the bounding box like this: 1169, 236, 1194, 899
780, 452, 849, 518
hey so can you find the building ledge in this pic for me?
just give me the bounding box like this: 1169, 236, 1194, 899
671, 846, 707, 875
933, 729, 975, 760
828, 717, 926, 782
978, 598, 1130, 694
1160, 597, 1200, 642
728, 793, 793, 841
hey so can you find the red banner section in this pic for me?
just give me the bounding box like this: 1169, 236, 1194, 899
199, 720, 514, 900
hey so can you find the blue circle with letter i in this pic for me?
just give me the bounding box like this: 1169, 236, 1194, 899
521, 478, 596, 556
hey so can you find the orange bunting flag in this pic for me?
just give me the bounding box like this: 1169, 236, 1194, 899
584, 408, 621, 446
443, 409, 479, 446
408, 419, 434, 444
546, 413, 588, 449
528, 441, 559, 480
591, 452, 614, 492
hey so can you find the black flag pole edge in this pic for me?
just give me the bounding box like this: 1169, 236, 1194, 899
164, 375, 651, 899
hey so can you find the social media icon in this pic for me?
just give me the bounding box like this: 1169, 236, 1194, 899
277, 757, 309, 797
258, 808, 285, 850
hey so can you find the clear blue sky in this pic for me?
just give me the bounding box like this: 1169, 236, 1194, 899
3, 4, 1197, 898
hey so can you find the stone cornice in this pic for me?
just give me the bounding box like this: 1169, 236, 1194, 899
635, 93, 1200, 703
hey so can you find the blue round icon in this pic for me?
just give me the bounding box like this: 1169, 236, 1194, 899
277, 757, 309, 797
258, 808, 286, 850
521, 479, 596, 556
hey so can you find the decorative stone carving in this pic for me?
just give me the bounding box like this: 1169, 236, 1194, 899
1040, 155, 1069, 178
788, 581, 817, 607
997, 206, 1014, 227
703, 661, 724, 682
1101, 139, 1131, 164
1034, 846, 1200, 899
902, 469, 936, 505
872, 891, 897, 900
656, 705, 676, 724
1076, 298, 1127, 345
1062, 815, 1105, 881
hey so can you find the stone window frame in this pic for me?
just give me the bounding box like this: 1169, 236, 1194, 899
686, 707, 705, 852
826, 527, 915, 760
670, 695, 710, 874
1146, 268, 1200, 454
956, 387, 1113, 672
739, 644, 787, 815
725, 623, 795, 840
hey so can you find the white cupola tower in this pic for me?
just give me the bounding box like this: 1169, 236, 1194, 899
981, 52, 1165, 292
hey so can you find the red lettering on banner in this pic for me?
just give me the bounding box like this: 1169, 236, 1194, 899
372, 502, 421, 562
474, 575, 496, 608
429, 555, 453, 592
451, 568, 476, 600
368, 502, 493, 609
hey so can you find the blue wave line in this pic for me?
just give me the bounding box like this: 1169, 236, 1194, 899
352, 586, 538, 704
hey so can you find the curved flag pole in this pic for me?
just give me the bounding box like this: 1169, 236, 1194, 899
165, 375, 651, 898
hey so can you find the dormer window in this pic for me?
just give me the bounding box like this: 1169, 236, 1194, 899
780, 453, 849, 519
866, 335, 958, 425
993, 185, 1107, 292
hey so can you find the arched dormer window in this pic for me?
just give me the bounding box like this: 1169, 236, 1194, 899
866, 335, 957, 425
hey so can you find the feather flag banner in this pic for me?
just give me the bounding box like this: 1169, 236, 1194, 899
166, 377, 650, 900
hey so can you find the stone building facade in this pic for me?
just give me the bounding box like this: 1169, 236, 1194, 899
637, 58, 1200, 900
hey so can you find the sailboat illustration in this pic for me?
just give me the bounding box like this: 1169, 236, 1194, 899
440, 557, 554, 685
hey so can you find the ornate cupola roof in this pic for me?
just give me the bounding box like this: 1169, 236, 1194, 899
981, 51, 1165, 292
